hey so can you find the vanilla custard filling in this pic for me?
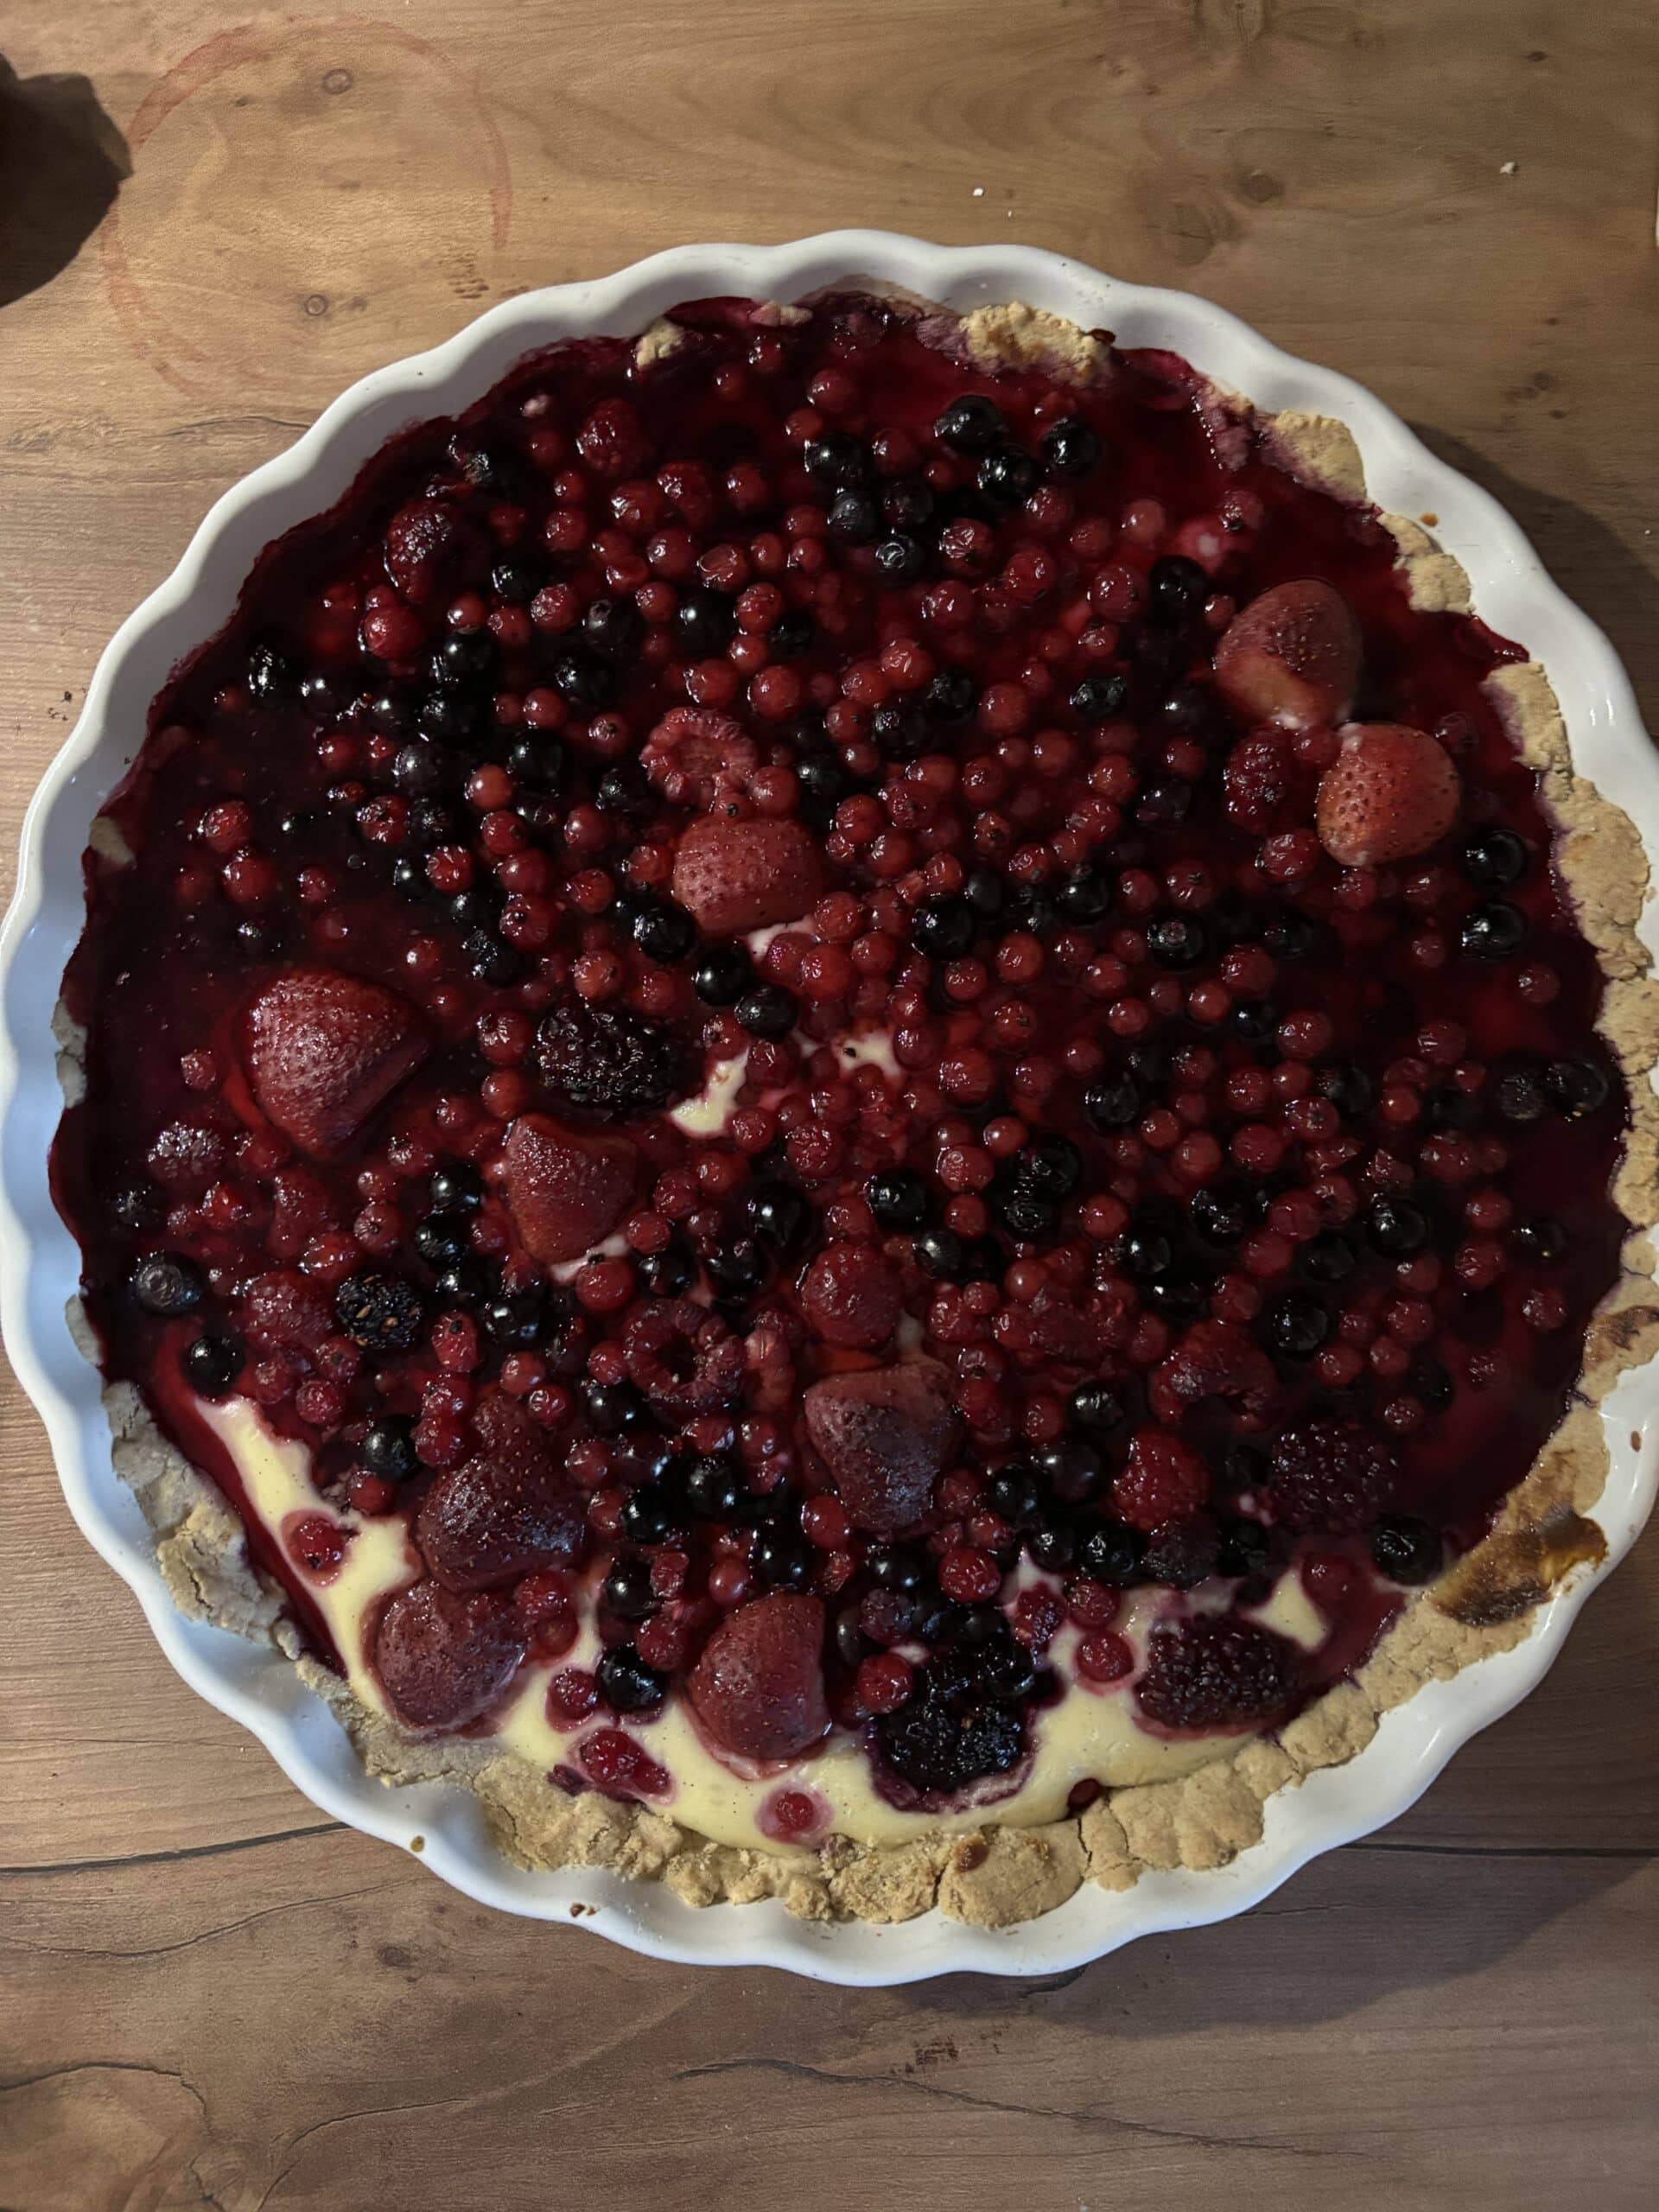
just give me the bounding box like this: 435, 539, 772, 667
199, 1396, 1264, 1852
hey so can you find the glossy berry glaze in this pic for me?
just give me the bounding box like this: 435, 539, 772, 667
53, 293, 1628, 1825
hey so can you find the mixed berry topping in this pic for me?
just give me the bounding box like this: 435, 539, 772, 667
54, 292, 1628, 1820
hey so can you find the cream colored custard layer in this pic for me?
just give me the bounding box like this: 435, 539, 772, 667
198, 1396, 1323, 1853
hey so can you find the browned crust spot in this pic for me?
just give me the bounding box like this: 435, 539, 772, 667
66, 302, 1659, 1929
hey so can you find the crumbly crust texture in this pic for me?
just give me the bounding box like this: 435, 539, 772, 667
67, 301, 1659, 1930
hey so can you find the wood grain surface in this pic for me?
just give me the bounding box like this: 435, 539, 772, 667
3, 4, 1657, 2206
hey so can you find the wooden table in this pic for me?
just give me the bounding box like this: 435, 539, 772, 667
3, 4, 1656, 2204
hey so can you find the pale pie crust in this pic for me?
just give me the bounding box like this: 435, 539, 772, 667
60, 301, 1659, 1930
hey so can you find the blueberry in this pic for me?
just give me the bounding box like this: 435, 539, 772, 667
582, 595, 642, 658
621, 1484, 679, 1544
1027, 1523, 1077, 1571
1412, 1358, 1455, 1409
996, 1192, 1060, 1242
734, 983, 797, 1038
1147, 1268, 1211, 1318
433, 1256, 497, 1309
631, 899, 698, 963
704, 1236, 770, 1300
130, 1253, 205, 1318
1510, 1214, 1565, 1263
923, 668, 977, 722
245, 640, 298, 702
752, 1526, 813, 1590
685, 1455, 746, 1519
692, 944, 753, 1005
429, 1161, 484, 1211
1077, 1520, 1143, 1585
1191, 1185, 1254, 1245
602, 1560, 659, 1620
795, 751, 851, 819
182, 1332, 240, 1395
1056, 868, 1111, 924
414, 1209, 474, 1265
595, 762, 652, 817
1134, 779, 1193, 829
1263, 911, 1319, 962
1460, 900, 1528, 960
585, 1380, 651, 1433
596, 1644, 667, 1713
1425, 1084, 1479, 1131
640, 1234, 696, 1295
933, 395, 1005, 453
1462, 828, 1529, 888
1319, 1063, 1376, 1118
1491, 1058, 1548, 1124
802, 432, 871, 486
433, 630, 498, 684
1265, 1292, 1330, 1357
417, 687, 480, 745
1542, 1058, 1611, 1119
1230, 999, 1278, 1043
1300, 1230, 1357, 1283
1084, 1071, 1145, 1129
913, 1226, 968, 1281
675, 588, 736, 654
768, 610, 816, 658
881, 478, 936, 532
1147, 916, 1207, 969
1039, 416, 1103, 476
1068, 1382, 1126, 1438
745, 1179, 811, 1251
963, 867, 1007, 922
1368, 1516, 1442, 1585
392, 741, 447, 797
1038, 1440, 1105, 1504
1005, 883, 1059, 937
483, 1287, 554, 1349
362, 1415, 419, 1480
867, 1167, 931, 1231
871, 702, 928, 759
1120, 1219, 1174, 1280
551, 650, 614, 711
827, 488, 880, 543
490, 556, 542, 604
874, 534, 925, 584
1071, 673, 1129, 722
868, 1542, 928, 1591
910, 895, 976, 960
1218, 1516, 1272, 1580
463, 928, 524, 987
1366, 1197, 1428, 1256
1147, 555, 1208, 625
976, 443, 1041, 505
1016, 1134, 1084, 1198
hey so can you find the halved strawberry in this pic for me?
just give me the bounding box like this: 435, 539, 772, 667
414, 1395, 587, 1592
687, 1592, 830, 1761
671, 814, 823, 935
1213, 580, 1362, 730
802, 1359, 961, 1535
372, 1579, 527, 1731
243, 967, 429, 1160
1316, 721, 1462, 866
499, 1112, 637, 1265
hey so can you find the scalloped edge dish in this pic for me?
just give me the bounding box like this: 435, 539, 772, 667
4, 232, 1657, 1983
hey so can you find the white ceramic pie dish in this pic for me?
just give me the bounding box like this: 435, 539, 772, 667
3, 231, 1656, 1984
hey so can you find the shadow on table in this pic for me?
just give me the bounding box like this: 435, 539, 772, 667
0, 57, 130, 312
1408, 423, 1659, 737
905, 1541, 1656, 2033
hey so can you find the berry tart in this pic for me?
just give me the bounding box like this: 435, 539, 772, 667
51, 289, 1659, 1930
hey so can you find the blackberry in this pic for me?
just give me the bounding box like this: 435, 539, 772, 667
1136, 1618, 1303, 1730
537, 1000, 690, 1122
875, 1653, 1027, 1794
335, 1272, 425, 1351
1141, 1515, 1221, 1590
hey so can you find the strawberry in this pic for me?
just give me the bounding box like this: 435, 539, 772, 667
1315, 721, 1462, 866
499, 1112, 637, 1265
640, 707, 760, 810
802, 1359, 961, 1535
799, 1242, 902, 1351
372, 1579, 526, 1731
686, 1592, 830, 1760
383, 497, 467, 604
671, 814, 823, 935
243, 967, 429, 1160
414, 1395, 587, 1592
1213, 580, 1361, 731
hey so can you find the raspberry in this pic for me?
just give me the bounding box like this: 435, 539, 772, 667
1111, 1426, 1211, 1531
1149, 1319, 1281, 1431
622, 1298, 745, 1417
536, 1000, 690, 1122
1222, 728, 1313, 835
1135, 1616, 1304, 1731
1267, 1420, 1398, 1533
